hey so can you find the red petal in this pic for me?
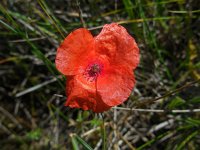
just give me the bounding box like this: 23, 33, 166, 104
65, 75, 110, 113
56, 28, 94, 75
94, 97, 111, 113
95, 23, 139, 70
97, 67, 135, 106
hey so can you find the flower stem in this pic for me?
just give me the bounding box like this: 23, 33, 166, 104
100, 113, 106, 150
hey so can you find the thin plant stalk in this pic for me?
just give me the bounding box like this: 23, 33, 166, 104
100, 114, 106, 150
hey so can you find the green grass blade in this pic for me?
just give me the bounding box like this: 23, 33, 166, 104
137, 131, 170, 150
75, 135, 93, 150
37, 0, 66, 38
71, 134, 80, 150
122, 0, 134, 19
176, 131, 198, 150
100, 120, 106, 150
0, 19, 17, 33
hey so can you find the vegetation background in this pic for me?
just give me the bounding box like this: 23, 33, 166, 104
0, 0, 200, 149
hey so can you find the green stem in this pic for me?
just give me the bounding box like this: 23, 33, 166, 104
100, 114, 106, 150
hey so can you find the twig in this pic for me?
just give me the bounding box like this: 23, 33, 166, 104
113, 107, 200, 113
88, 16, 198, 31
88, 25, 103, 31
76, 0, 86, 28
0, 106, 22, 129
9, 37, 46, 43
81, 122, 109, 137
148, 118, 176, 133
99, 113, 106, 150
23, 107, 37, 128
136, 78, 200, 107
15, 77, 58, 97
54, 94, 66, 98
110, 124, 136, 150
0, 122, 12, 135
113, 107, 118, 147
94, 139, 102, 150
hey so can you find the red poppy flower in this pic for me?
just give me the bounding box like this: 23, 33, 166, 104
56, 23, 139, 113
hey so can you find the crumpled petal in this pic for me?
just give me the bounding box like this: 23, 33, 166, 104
96, 66, 135, 106
95, 23, 139, 70
56, 28, 94, 75
65, 75, 110, 113
65, 75, 96, 111
56, 23, 140, 112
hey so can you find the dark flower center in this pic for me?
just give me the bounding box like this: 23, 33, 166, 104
84, 63, 102, 82
88, 64, 100, 76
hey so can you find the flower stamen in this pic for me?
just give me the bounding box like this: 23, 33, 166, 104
84, 63, 102, 82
